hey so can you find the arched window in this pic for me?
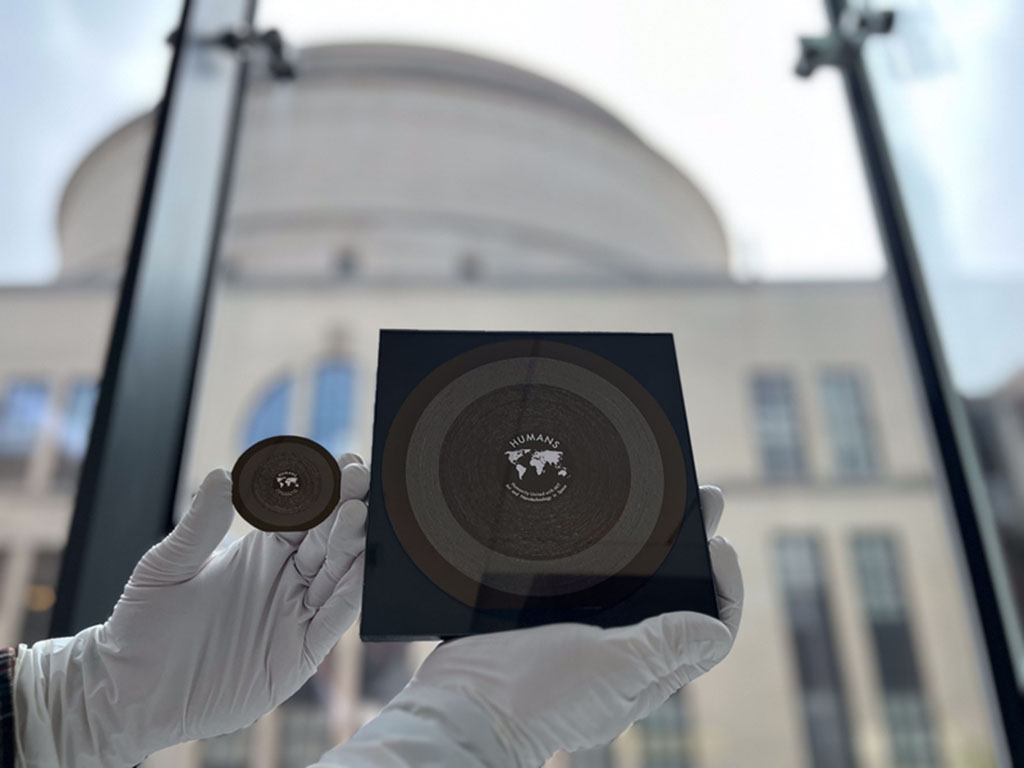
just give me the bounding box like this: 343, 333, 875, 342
311, 361, 355, 456
54, 380, 98, 490
242, 376, 293, 449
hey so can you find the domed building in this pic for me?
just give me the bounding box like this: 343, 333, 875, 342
0, 43, 1000, 768
59, 44, 728, 285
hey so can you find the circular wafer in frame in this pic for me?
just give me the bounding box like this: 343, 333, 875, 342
231, 435, 341, 532
381, 339, 687, 611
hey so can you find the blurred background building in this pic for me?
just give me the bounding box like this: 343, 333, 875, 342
0, 41, 1009, 767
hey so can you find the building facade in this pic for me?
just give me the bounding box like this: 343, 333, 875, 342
0, 44, 1002, 767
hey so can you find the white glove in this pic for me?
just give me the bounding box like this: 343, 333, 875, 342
14, 454, 370, 768
317, 485, 743, 768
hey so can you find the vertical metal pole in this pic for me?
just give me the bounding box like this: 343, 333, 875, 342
816, 0, 1024, 762
51, 0, 256, 635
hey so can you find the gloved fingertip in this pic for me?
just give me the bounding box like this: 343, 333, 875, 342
337, 498, 368, 527
699, 485, 724, 539
662, 612, 733, 662
192, 468, 233, 515
337, 452, 364, 467
325, 501, 367, 565
138, 467, 234, 583
708, 536, 740, 575
340, 463, 370, 500
200, 466, 232, 492
708, 537, 744, 638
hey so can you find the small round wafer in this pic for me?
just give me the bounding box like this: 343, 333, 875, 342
231, 436, 341, 532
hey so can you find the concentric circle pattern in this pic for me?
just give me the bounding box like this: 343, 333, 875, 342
232, 436, 341, 532
382, 340, 687, 609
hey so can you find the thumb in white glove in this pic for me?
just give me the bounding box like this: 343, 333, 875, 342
320, 485, 743, 768
15, 454, 370, 768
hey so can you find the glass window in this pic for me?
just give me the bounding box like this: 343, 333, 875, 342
21, 549, 61, 646
862, 0, 1024, 683
821, 371, 878, 480
310, 361, 355, 456
0, 380, 49, 484
53, 380, 98, 491
853, 534, 940, 768
278, 675, 331, 768
637, 691, 695, 768
752, 374, 806, 481
776, 536, 856, 768
157, 4, 1005, 765
242, 377, 293, 449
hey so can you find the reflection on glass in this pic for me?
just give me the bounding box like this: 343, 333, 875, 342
864, 0, 1024, 681
47, 5, 1006, 765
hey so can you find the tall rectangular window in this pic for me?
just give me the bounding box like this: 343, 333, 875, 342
853, 535, 940, 768
312, 361, 355, 457
776, 535, 857, 768
53, 380, 98, 491
822, 372, 878, 480
752, 374, 806, 481
638, 690, 696, 768
0, 380, 48, 484
21, 549, 61, 645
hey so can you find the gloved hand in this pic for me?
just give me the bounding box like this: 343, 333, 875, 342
14, 454, 370, 768
317, 485, 743, 768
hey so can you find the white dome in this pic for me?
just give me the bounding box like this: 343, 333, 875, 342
59, 43, 728, 283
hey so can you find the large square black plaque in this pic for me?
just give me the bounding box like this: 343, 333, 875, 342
361, 330, 718, 640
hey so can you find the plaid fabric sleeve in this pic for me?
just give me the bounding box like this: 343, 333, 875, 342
0, 647, 14, 768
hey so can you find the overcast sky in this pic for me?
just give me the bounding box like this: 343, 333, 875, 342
1, 1, 1020, 391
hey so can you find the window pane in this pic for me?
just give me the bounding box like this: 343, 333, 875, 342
752, 374, 806, 481
853, 534, 940, 768
776, 536, 856, 768
863, 0, 1024, 682
821, 371, 878, 480
113, 4, 1009, 765
0, 0, 175, 704
0, 380, 49, 484
636, 691, 695, 768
